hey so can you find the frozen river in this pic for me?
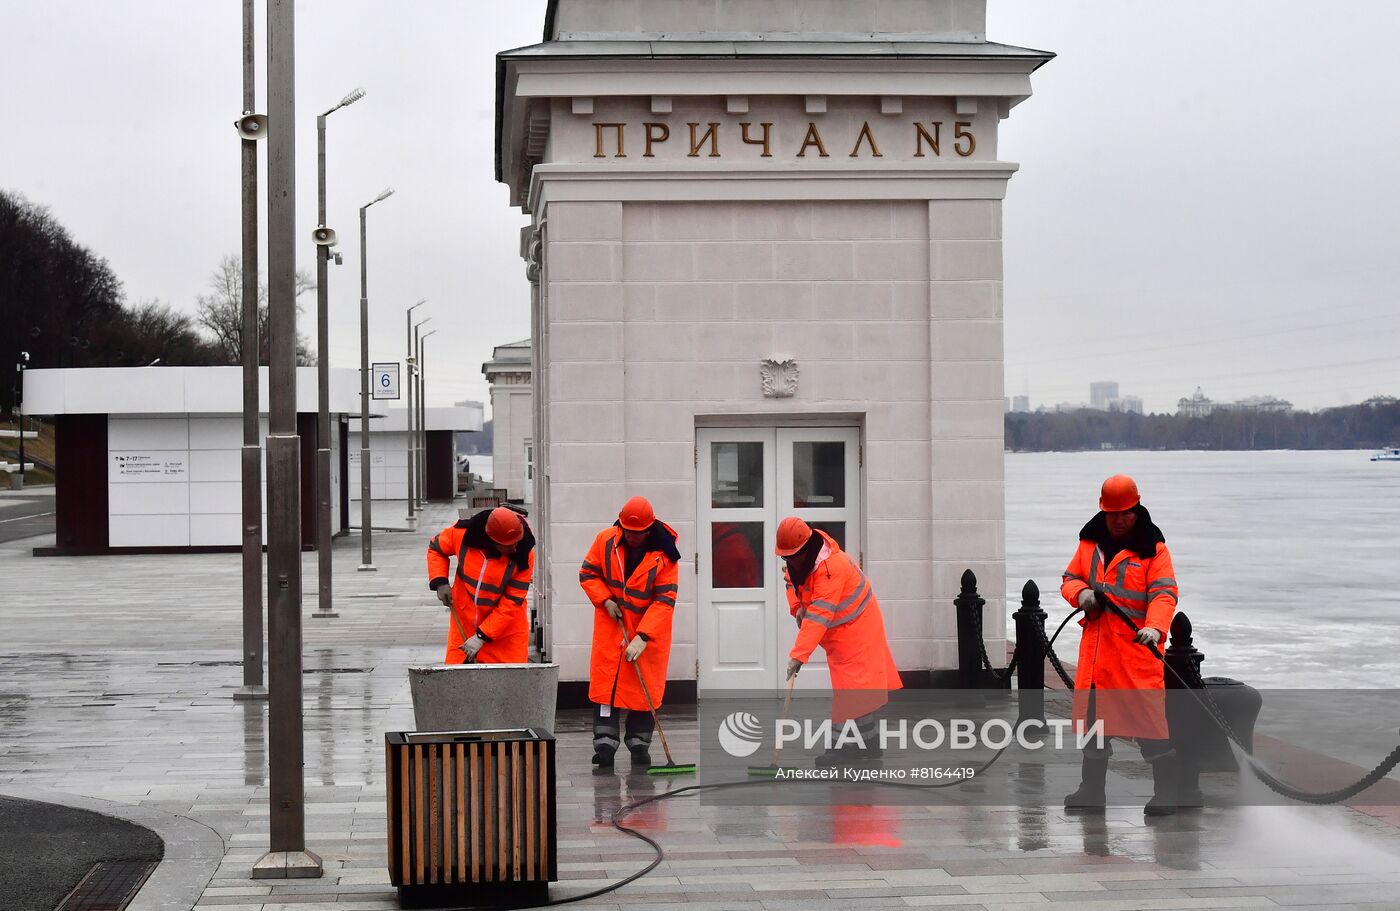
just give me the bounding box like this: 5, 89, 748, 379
1006, 450, 1400, 688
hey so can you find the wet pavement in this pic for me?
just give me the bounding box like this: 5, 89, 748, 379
0, 487, 55, 545
3, 501, 1400, 910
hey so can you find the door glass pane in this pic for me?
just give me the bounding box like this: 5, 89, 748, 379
809, 521, 846, 551
792, 441, 845, 508
711, 442, 763, 508
711, 522, 765, 589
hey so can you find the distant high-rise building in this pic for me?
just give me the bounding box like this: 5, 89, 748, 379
1089, 381, 1119, 410
1121, 395, 1144, 415
1011, 395, 1030, 413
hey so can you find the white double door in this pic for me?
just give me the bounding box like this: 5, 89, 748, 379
697, 426, 861, 691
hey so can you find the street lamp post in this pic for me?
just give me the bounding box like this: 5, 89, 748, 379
254, 0, 321, 879
312, 87, 365, 621
232, 0, 267, 704
15, 352, 29, 488
410, 316, 431, 510
404, 302, 426, 522
357, 187, 394, 572
419, 329, 437, 505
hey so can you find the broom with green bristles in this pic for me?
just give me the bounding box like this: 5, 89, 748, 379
617, 616, 697, 776
747, 672, 797, 777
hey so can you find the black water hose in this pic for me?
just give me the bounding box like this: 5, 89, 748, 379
1098, 601, 1400, 805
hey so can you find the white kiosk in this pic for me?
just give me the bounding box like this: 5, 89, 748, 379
23, 366, 358, 555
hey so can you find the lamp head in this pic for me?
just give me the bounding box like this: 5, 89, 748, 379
374, 187, 395, 203
340, 87, 367, 107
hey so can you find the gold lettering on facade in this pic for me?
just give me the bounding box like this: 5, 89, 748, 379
914, 122, 942, 157
954, 121, 976, 157
688, 122, 721, 157
643, 122, 670, 157
740, 121, 773, 157
797, 122, 829, 158
593, 122, 626, 158
588, 118, 974, 161
849, 121, 882, 158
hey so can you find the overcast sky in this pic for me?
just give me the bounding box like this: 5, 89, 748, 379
4, 1, 1397, 414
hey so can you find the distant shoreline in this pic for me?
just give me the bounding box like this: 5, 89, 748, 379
1005, 401, 1399, 452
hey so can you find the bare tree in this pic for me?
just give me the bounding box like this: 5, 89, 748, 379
195, 255, 317, 365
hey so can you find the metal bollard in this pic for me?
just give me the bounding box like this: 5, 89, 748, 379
954, 569, 986, 688
1013, 580, 1047, 735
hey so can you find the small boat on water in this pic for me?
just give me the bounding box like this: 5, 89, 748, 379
1371, 447, 1400, 461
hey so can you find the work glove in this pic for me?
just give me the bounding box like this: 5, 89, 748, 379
435, 584, 453, 608
794, 607, 807, 629
1134, 627, 1162, 647
786, 658, 803, 680
463, 635, 485, 662
625, 635, 647, 662
602, 598, 623, 621
1077, 588, 1105, 617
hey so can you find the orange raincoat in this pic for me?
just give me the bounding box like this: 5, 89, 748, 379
785, 530, 902, 721
579, 522, 680, 711
427, 511, 535, 664
1060, 507, 1178, 739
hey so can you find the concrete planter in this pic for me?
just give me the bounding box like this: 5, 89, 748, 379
408, 663, 559, 734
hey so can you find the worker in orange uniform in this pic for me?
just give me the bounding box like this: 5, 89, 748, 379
777, 517, 902, 766
426, 506, 535, 664
1060, 474, 1180, 816
579, 496, 680, 769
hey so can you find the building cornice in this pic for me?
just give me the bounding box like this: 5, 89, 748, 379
527, 162, 1017, 212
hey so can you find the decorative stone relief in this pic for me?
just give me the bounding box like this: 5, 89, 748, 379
524, 228, 542, 284
760, 358, 799, 398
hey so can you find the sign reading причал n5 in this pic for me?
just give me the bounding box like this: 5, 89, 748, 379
591, 119, 976, 160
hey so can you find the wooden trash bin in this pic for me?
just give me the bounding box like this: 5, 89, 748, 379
386, 729, 557, 908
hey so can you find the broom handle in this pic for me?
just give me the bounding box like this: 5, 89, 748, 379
770, 674, 796, 767
447, 604, 475, 663
618, 615, 675, 765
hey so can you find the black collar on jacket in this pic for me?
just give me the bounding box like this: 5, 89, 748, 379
610, 520, 681, 564
456, 509, 535, 571
1078, 504, 1165, 560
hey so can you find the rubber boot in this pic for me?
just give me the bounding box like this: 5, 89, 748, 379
1064, 750, 1109, 812
1177, 761, 1204, 809
591, 746, 616, 769
1145, 754, 1179, 817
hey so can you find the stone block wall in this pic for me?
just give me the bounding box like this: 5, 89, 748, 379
538, 195, 1005, 683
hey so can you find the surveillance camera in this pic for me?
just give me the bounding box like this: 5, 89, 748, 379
234, 113, 268, 140
311, 226, 338, 247
333, 252, 344, 266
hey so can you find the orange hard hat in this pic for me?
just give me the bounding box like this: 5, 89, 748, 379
618, 496, 655, 532
774, 516, 813, 557
485, 507, 524, 546
1099, 474, 1141, 512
